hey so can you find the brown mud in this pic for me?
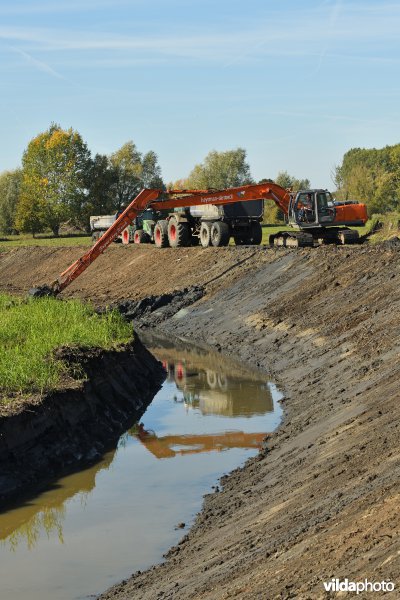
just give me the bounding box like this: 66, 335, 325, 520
0, 244, 399, 599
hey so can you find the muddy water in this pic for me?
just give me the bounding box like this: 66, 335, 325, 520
0, 336, 282, 600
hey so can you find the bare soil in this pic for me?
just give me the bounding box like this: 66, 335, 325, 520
0, 244, 399, 599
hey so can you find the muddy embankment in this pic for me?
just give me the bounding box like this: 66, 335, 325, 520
1, 244, 400, 599
0, 337, 165, 507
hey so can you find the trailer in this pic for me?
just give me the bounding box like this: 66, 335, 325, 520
132, 200, 263, 248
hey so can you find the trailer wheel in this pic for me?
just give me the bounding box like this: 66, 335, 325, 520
210, 221, 230, 247
249, 221, 262, 245
200, 222, 212, 247
154, 220, 169, 248
168, 217, 190, 247
234, 235, 246, 245
134, 229, 151, 244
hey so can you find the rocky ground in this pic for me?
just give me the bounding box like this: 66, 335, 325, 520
0, 243, 399, 599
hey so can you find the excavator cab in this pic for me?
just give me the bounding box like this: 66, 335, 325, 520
290, 190, 335, 228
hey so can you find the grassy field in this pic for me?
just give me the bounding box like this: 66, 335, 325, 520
0, 294, 132, 396
0, 233, 91, 250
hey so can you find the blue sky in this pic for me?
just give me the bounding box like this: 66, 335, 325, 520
0, 0, 399, 187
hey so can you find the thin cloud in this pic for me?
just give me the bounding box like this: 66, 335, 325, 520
8, 46, 65, 80
0, 2, 398, 65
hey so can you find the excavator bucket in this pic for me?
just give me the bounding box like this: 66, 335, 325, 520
28, 285, 58, 299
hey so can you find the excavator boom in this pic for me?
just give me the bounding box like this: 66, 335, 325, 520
52, 189, 161, 293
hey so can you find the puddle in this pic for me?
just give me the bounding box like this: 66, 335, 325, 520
0, 335, 282, 600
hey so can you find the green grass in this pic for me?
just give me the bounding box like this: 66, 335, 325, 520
363, 213, 400, 244
0, 233, 91, 250
0, 294, 132, 396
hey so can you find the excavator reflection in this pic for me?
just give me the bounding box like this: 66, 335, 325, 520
132, 423, 266, 459
131, 335, 272, 458
142, 332, 273, 418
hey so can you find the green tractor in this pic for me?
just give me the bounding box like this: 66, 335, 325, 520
133, 208, 167, 244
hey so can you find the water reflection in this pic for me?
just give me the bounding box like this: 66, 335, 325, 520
142, 331, 273, 417
131, 424, 266, 459
0, 453, 115, 551
0, 335, 282, 600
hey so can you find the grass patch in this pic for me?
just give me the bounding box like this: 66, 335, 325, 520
0, 234, 91, 251
363, 213, 400, 244
0, 294, 132, 396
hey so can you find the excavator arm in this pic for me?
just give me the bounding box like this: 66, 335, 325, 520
50, 189, 161, 294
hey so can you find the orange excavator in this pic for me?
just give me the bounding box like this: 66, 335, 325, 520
31, 183, 367, 296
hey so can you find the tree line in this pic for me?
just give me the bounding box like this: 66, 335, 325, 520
0, 123, 312, 236
2, 123, 399, 236
334, 143, 400, 215
0, 123, 164, 236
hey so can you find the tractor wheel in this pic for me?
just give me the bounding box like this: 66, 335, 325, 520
154, 221, 169, 248
200, 222, 212, 248
122, 228, 130, 245
210, 221, 230, 247
134, 229, 150, 244
168, 217, 190, 247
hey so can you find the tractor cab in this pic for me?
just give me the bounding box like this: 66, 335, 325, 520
135, 207, 157, 230
289, 190, 335, 228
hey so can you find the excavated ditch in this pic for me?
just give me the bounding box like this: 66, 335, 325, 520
0, 337, 165, 507
1, 244, 400, 599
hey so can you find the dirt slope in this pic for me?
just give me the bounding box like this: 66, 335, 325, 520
0, 245, 260, 302
1, 244, 399, 599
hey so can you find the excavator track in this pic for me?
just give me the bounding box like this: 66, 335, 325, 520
270, 231, 314, 248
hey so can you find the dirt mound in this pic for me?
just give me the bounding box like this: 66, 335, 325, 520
0, 245, 259, 303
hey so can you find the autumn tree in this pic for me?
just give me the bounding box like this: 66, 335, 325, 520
16, 124, 91, 235
0, 169, 22, 234
110, 142, 164, 209
184, 148, 253, 189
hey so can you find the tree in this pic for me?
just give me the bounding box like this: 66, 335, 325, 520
15, 176, 47, 236
109, 142, 164, 209
259, 172, 311, 224
334, 143, 400, 215
0, 169, 22, 234
184, 148, 253, 189
275, 171, 311, 191
16, 124, 91, 235
141, 150, 164, 189
82, 154, 118, 230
